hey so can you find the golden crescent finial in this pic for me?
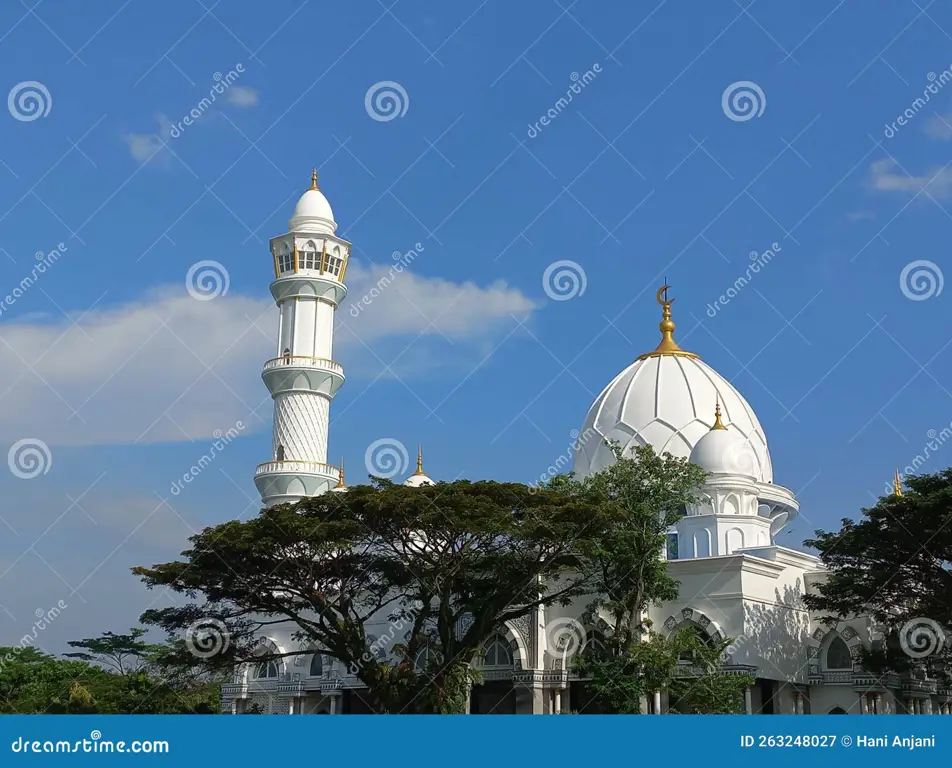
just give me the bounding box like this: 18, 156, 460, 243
309, 168, 319, 191
638, 284, 697, 361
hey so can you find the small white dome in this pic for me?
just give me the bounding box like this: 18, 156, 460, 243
403, 473, 433, 488
330, 485, 348, 493
689, 424, 759, 479
289, 171, 336, 234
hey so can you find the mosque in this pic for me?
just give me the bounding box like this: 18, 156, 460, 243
220, 175, 952, 716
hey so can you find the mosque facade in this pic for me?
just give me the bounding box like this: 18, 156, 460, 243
220, 177, 951, 716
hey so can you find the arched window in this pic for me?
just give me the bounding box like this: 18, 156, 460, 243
414, 643, 439, 671
282, 347, 291, 363
829, 706, 847, 714
678, 625, 713, 662
254, 660, 279, 679
825, 635, 852, 670
480, 636, 512, 667
276, 445, 285, 462
309, 653, 324, 677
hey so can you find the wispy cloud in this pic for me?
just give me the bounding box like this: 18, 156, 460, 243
0, 262, 537, 446
226, 86, 259, 108
869, 158, 952, 197
122, 113, 174, 165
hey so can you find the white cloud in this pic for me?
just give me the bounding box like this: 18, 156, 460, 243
869, 158, 952, 197
0, 262, 537, 446
227, 86, 259, 108
122, 113, 174, 164
923, 113, 952, 139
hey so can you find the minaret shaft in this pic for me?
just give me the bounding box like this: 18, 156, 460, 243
254, 173, 351, 507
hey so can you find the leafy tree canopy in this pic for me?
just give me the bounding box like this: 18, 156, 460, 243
65, 627, 165, 675
134, 478, 619, 713
804, 468, 952, 677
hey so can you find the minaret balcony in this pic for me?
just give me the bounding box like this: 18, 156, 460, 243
262, 355, 345, 398
254, 460, 341, 506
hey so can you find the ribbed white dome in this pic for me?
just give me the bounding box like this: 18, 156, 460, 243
573, 353, 772, 483
289, 172, 335, 234
403, 473, 433, 488
689, 426, 759, 479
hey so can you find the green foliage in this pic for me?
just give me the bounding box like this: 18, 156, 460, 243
0, 644, 218, 714
804, 469, 952, 677
64, 628, 165, 675
134, 478, 617, 714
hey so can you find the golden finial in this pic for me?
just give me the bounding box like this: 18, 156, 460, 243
412, 444, 425, 476
636, 285, 698, 361
309, 168, 319, 191
711, 399, 727, 430
336, 458, 345, 488
893, 470, 903, 497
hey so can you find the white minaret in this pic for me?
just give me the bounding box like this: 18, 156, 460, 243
254, 170, 349, 507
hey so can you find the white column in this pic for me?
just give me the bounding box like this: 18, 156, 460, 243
653, 691, 662, 714
554, 688, 562, 714
874, 693, 883, 714
860, 694, 869, 714
744, 687, 752, 714
795, 693, 804, 714
329, 693, 339, 714
924, 698, 933, 715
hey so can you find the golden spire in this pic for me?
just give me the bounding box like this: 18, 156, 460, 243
893, 470, 903, 497
412, 444, 425, 476
336, 458, 345, 488
636, 285, 698, 361
711, 399, 727, 430
309, 168, 319, 191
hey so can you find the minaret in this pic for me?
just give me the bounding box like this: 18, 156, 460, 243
254, 170, 350, 506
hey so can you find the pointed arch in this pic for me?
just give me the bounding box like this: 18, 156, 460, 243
500, 620, 529, 670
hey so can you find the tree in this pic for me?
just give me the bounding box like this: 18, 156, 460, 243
0, 645, 218, 714
134, 478, 616, 714
64, 628, 164, 675
804, 469, 952, 677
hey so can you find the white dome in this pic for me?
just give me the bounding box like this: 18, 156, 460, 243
289, 171, 335, 234
689, 425, 759, 479
573, 288, 772, 483
403, 473, 434, 488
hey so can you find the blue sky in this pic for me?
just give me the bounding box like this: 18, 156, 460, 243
1, 0, 951, 650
